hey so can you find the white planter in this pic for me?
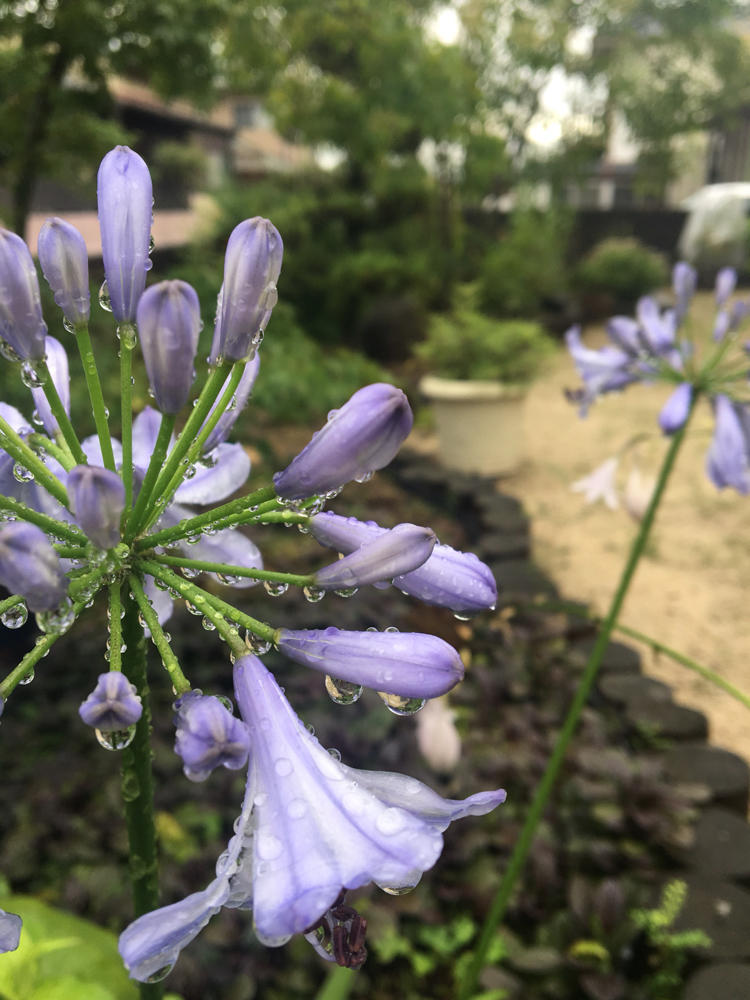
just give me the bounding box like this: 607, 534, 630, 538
419, 375, 526, 476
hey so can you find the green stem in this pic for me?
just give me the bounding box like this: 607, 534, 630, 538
138, 360, 232, 533
147, 553, 314, 588
314, 967, 356, 1000
0, 594, 25, 618
38, 359, 86, 464
139, 560, 277, 647
0, 596, 88, 698
0, 417, 68, 507
75, 324, 117, 472
253, 510, 310, 527
0, 495, 85, 545
108, 583, 123, 673
128, 575, 190, 695
28, 433, 76, 472
53, 544, 88, 558
459, 409, 695, 1000
120, 326, 136, 510
125, 414, 177, 540
118, 591, 164, 1000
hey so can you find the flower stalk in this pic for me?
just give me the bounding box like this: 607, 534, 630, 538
75, 325, 117, 472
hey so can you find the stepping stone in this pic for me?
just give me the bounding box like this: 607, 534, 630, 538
477, 531, 530, 561
683, 963, 750, 999
674, 878, 750, 961
624, 697, 708, 742
572, 639, 642, 675
670, 807, 750, 881
664, 745, 750, 815
598, 674, 672, 706
493, 559, 558, 603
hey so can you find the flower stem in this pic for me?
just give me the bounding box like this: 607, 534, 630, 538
120, 325, 136, 510
128, 575, 190, 695
147, 553, 314, 588
458, 410, 695, 1000
75, 324, 117, 472
119, 591, 164, 1000
28, 433, 76, 472
38, 358, 87, 464
0, 495, 85, 544
124, 414, 176, 540
0, 416, 68, 507
108, 583, 123, 672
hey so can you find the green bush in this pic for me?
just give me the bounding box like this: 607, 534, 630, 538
478, 207, 570, 319
416, 286, 555, 384
575, 238, 668, 309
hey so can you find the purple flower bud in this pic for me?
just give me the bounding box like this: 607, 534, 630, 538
67, 464, 125, 549
136, 280, 201, 413
713, 309, 731, 342
174, 692, 251, 782
706, 394, 750, 494
30, 336, 69, 436
715, 267, 737, 307
0, 910, 21, 953
315, 522, 435, 590
672, 262, 697, 323
309, 512, 497, 613
274, 383, 413, 500
79, 671, 143, 730
278, 627, 464, 698
201, 354, 260, 453
37, 217, 90, 327
658, 382, 692, 434
0, 522, 67, 611
210, 218, 283, 363
0, 229, 47, 360
97, 146, 153, 322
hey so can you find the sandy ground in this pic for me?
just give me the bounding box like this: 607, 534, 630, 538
422, 292, 750, 764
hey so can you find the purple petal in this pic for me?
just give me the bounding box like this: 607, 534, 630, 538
37, 217, 90, 326
706, 394, 750, 493
174, 443, 250, 505
673, 262, 697, 322
0, 229, 46, 360
274, 383, 413, 500
277, 627, 464, 698
30, 336, 70, 436
131, 407, 169, 472
137, 281, 201, 413
82, 434, 123, 469
201, 355, 260, 454
142, 574, 174, 632
97, 146, 153, 323
171, 516, 262, 588
314, 523, 436, 590
0, 522, 67, 611
174, 692, 250, 781
0, 909, 22, 953
658, 382, 692, 435
715, 267, 737, 307
67, 464, 125, 549
79, 672, 143, 730
606, 316, 640, 353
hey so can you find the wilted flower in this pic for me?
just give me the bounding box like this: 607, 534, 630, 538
0, 228, 47, 360
174, 692, 251, 782
571, 457, 620, 510
0, 522, 67, 612
274, 383, 413, 500
623, 465, 656, 521
314, 523, 436, 590
416, 697, 461, 774
136, 281, 201, 414
79, 672, 143, 730
37, 217, 90, 328
68, 464, 126, 550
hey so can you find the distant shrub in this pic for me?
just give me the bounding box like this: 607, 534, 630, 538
416, 285, 555, 384
576, 238, 668, 310
478, 208, 570, 319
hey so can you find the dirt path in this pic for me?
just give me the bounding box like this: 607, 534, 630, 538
420, 292, 750, 764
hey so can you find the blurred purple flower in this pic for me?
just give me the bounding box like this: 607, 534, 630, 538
706, 394, 750, 494
174, 692, 250, 782
0, 229, 47, 360
0, 909, 21, 953
274, 383, 413, 500
37, 217, 90, 327
659, 382, 692, 434
0, 521, 67, 612
79, 672, 143, 730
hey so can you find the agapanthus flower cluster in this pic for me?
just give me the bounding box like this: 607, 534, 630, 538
0, 146, 503, 979
567, 263, 750, 496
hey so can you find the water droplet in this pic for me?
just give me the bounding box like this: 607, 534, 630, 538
303, 585, 325, 603
334, 586, 358, 598
217, 695, 233, 712
217, 572, 242, 585
31, 409, 44, 427
153, 577, 170, 591
186, 601, 203, 615
327, 747, 342, 761
12, 463, 34, 483
18, 668, 34, 685
122, 772, 140, 801
375, 807, 406, 835
325, 675, 363, 706
379, 883, 417, 896
186, 533, 201, 545
287, 798, 307, 819
453, 612, 472, 622
98, 280, 112, 312
95, 725, 136, 750
20, 361, 45, 388
244, 631, 271, 655
181, 565, 200, 579
35, 597, 76, 635
263, 580, 288, 597
116, 324, 138, 349
274, 757, 293, 777
384, 626, 400, 633
184, 464, 197, 480
201, 617, 216, 631
148, 234, 156, 253
1, 603, 27, 629
378, 692, 426, 716
144, 964, 174, 984
354, 470, 373, 484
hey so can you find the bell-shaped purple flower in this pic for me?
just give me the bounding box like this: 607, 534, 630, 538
0, 909, 22, 953
706, 394, 750, 494
0, 229, 47, 360
30, 336, 69, 436
0, 522, 67, 612
97, 146, 153, 323
565, 327, 636, 415
673, 262, 697, 324
136, 280, 201, 413
210, 218, 283, 363
37, 217, 90, 327
174, 691, 251, 782
274, 383, 413, 500
309, 512, 497, 614
201, 354, 260, 454
715, 267, 737, 307
79, 672, 143, 730
118, 655, 505, 981
277, 626, 464, 698
315, 523, 435, 590
658, 382, 692, 434
636, 297, 676, 354
67, 464, 126, 549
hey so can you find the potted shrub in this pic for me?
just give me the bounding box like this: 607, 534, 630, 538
416, 286, 555, 475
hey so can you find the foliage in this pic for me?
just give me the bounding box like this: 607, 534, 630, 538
149, 142, 209, 193
575, 238, 668, 310
416, 285, 555, 383
478, 207, 571, 320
